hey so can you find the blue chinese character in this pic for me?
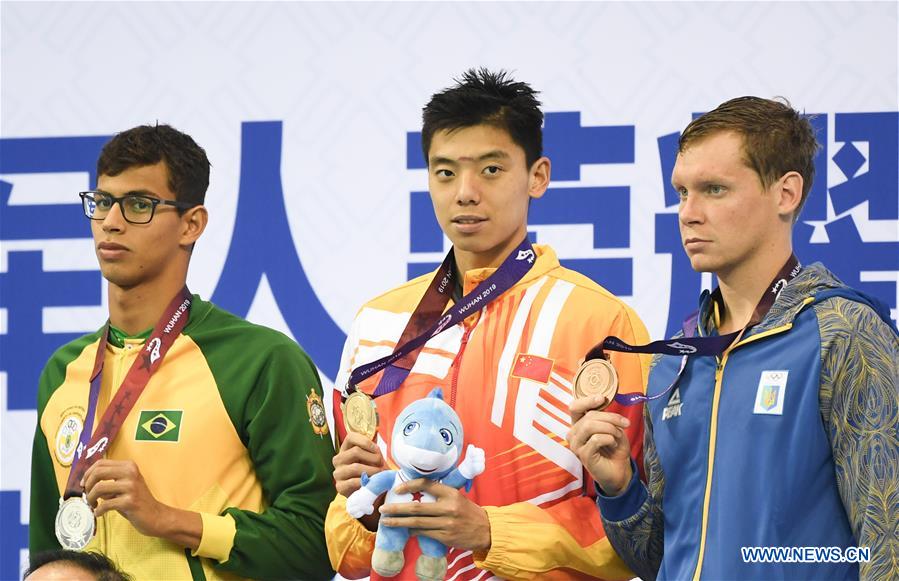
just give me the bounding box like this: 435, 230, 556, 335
0, 252, 102, 410
0, 135, 108, 410
830, 112, 897, 219
210, 121, 346, 380
0, 135, 107, 239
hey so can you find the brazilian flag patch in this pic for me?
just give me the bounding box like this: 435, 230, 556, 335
135, 410, 183, 442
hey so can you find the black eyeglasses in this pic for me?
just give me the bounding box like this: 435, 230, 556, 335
79, 191, 196, 225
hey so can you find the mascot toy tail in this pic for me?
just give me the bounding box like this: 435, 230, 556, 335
345, 387, 486, 581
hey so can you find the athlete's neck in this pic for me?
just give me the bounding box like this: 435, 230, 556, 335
716, 246, 793, 335
453, 251, 499, 279
108, 278, 187, 336
453, 235, 528, 278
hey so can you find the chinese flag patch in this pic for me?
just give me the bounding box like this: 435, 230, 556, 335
511, 353, 554, 384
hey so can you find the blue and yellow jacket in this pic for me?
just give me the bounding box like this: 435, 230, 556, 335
597, 263, 898, 580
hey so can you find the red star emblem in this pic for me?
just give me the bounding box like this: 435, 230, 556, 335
411, 491, 424, 502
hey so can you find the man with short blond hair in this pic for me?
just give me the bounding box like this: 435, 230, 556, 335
569, 96, 898, 580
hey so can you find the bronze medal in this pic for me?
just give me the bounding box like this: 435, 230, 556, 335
573, 358, 619, 408
343, 391, 378, 440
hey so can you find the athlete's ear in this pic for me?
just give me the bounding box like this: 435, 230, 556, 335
774, 171, 803, 222
180, 205, 208, 248
528, 157, 551, 200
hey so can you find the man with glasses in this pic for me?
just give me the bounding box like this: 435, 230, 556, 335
30, 124, 336, 580
80, 190, 196, 224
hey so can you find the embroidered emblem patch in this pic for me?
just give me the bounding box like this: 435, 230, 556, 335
55, 413, 84, 466
307, 391, 329, 437
135, 410, 183, 442
753, 370, 788, 415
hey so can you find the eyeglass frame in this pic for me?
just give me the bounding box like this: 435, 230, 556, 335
79, 190, 198, 225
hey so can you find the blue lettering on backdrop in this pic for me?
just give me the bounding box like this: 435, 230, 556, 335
407, 112, 635, 294
796, 114, 898, 304
210, 121, 345, 378
829, 112, 897, 219
0, 112, 896, 573
0, 135, 108, 576
0, 136, 108, 411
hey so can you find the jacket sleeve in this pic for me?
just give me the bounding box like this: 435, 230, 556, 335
210, 343, 337, 581
29, 363, 63, 553
599, 401, 665, 581
818, 299, 899, 580
325, 315, 380, 579
472, 499, 633, 580
326, 494, 377, 579
470, 305, 651, 580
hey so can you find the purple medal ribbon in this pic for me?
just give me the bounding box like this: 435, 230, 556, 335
348, 239, 537, 398
589, 255, 802, 407
63, 287, 192, 499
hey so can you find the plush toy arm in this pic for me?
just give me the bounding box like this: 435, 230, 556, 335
364, 469, 398, 495
443, 445, 486, 490
345, 486, 378, 518
345, 470, 396, 518
458, 445, 485, 478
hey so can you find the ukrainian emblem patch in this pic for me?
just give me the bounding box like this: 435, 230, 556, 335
753, 370, 788, 415
307, 391, 329, 437
135, 410, 183, 442
55, 413, 84, 467
761, 385, 780, 410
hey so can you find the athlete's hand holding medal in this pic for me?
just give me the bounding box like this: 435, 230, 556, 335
333, 391, 387, 503
55, 289, 193, 550
573, 353, 619, 406
567, 350, 634, 496
334, 240, 539, 533
332, 395, 389, 530
568, 256, 804, 496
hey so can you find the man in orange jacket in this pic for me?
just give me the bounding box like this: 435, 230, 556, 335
325, 68, 650, 580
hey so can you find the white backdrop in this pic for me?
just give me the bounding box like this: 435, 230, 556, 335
1, 1, 897, 577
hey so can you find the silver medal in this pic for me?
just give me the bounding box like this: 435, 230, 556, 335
55, 495, 95, 551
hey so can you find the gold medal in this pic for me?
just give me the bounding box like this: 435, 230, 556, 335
573, 358, 619, 408
343, 391, 378, 440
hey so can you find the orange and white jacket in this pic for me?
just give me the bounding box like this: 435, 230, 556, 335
324, 245, 650, 580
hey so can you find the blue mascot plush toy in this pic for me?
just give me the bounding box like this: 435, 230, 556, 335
346, 387, 485, 581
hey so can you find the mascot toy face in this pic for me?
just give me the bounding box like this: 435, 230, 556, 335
343, 387, 486, 581
391, 392, 463, 480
